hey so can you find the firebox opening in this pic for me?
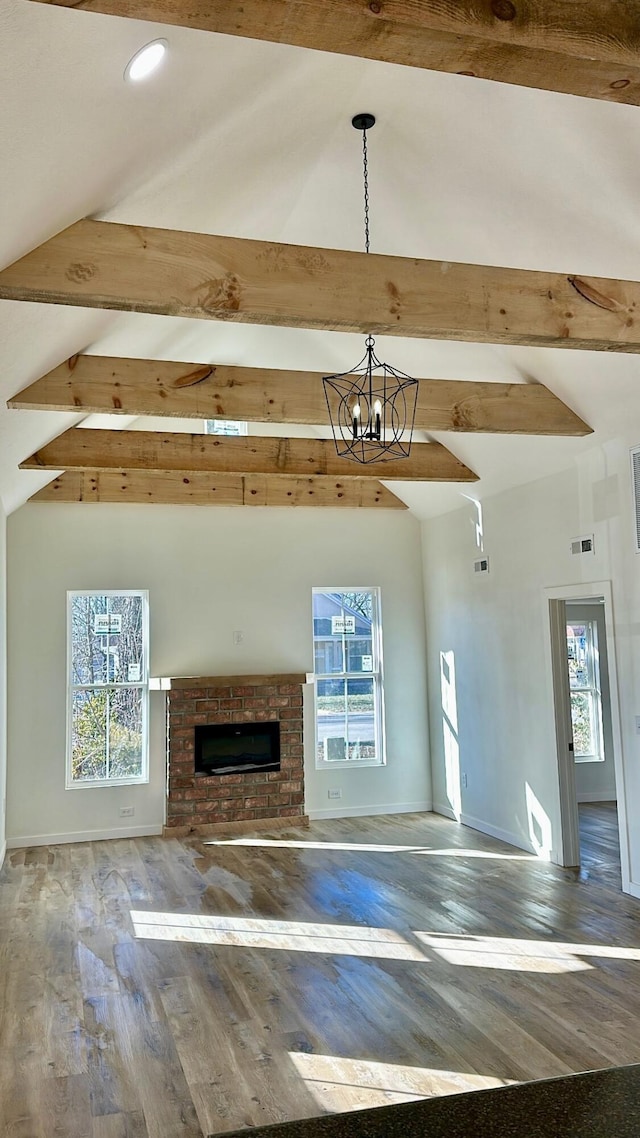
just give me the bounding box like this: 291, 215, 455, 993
194, 721, 281, 776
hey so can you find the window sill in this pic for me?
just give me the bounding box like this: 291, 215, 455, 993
65, 776, 149, 790
315, 759, 385, 771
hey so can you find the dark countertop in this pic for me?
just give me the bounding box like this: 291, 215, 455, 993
212, 1064, 640, 1138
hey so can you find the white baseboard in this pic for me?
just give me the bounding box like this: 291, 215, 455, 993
461, 811, 534, 854
433, 802, 535, 855
307, 801, 432, 822
432, 802, 456, 821
6, 823, 164, 849
0, 840, 6, 869
576, 791, 617, 803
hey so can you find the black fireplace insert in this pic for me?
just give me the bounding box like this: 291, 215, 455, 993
194, 721, 280, 776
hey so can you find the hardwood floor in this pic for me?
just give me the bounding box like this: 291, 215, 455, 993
579, 801, 621, 889
2, 810, 640, 1137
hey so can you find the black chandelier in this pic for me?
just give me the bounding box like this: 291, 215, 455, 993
323, 113, 418, 464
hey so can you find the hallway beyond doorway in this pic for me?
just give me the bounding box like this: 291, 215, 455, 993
579, 801, 621, 890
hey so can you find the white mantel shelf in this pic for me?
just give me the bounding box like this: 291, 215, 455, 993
169, 673, 307, 689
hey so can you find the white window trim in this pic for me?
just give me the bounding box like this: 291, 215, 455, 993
312, 586, 386, 770
66, 590, 150, 789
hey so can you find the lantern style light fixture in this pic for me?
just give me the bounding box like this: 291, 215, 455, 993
323, 113, 418, 464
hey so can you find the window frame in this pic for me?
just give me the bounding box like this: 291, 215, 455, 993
66, 589, 150, 790
312, 586, 385, 770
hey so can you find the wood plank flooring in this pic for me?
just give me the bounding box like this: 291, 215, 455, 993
2, 810, 640, 1137
579, 801, 621, 890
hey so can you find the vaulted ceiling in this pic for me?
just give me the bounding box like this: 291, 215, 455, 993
3, 0, 640, 516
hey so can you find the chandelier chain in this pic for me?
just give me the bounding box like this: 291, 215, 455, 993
321, 112, 418, 463
362, 127, 370, 255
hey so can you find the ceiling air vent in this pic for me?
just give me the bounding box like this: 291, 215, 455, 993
631, 446, 640, 553
570, 535, 594, 556
473, 557, 489, 574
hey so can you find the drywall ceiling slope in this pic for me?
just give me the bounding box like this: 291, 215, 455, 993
2, 0, 640, 515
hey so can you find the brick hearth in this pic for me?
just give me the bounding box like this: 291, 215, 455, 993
166, 673, 306, 832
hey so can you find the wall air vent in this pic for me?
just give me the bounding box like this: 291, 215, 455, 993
631, 446, 640, 553
473, 557, 489, 574
570, 535, 594, 556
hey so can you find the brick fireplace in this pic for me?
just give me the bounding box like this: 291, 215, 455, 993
166, 673, 307, 834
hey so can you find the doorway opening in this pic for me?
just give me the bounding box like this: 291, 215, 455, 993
546, 581, 631, 894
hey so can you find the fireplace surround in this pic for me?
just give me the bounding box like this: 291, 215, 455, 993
166, 673, 306, 834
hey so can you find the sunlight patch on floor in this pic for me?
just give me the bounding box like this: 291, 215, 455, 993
287, 1052, 516, 1113
131, 911, 637, 974
130, 911, 428, 959
131, 911, 631, 972
413, 931, 633, 972
204, 837, 534, 859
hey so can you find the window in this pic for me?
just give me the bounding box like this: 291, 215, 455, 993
205, 419, 248, 436
566, 620, 604, 762
67, 591, 149, 788
313, 588, 384, 767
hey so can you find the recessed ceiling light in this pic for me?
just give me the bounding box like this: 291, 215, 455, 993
124, 39, 168, 83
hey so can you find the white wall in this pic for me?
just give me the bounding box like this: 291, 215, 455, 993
0, 502, 6, 866
422, 433, 640, 892
7, 505, 430, 845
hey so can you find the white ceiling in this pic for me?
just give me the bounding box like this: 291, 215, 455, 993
2, 0, 640, 517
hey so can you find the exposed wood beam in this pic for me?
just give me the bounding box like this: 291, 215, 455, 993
20, 427, 477, 482
1, 220, 638, 353
9, 355, 592, 437
27, 0, 640, 105
28, 470, 407, 507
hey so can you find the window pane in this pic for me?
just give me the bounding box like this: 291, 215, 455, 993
346, 636, 374, 673
314, 638, 344, 675
347, 677, 376, 761
341, 592, 373, 622
72, 689, 107, 781
312, 590, 377, 676
109, 688, 144, 779
316, 678, 347, 762
71, 594, 144, 685
566, 623, 592, 689
111, 595, 144, 683
571, 692, 596, 757
71, 595, 108, 685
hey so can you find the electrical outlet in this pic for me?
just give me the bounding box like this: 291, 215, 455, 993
119, 806, 135, 818
635, 717, 640, 736
461, 772, 468, 789
328, 788, 342, 800
233, 630, 244, 646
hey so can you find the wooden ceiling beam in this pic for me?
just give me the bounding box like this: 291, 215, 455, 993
28, 470, 408, 508
20, 427, 477, 482
27, 0, 640, 106
9, 355, 591, 437
0, 219, 638, 353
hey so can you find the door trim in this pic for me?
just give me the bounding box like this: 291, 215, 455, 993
544, 581, 631, 894
548, 597, 580, 869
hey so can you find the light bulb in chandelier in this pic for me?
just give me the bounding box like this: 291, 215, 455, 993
352, 401, 361, 439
